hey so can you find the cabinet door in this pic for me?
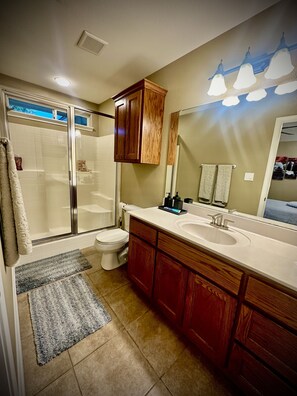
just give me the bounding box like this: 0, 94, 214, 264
114, 98, 126, 161
125, 90, 142, 161
235, 304, 297, 387
153, 252, 188, 325
229, 344, 297, 396
128, 234, 155, 298
183, 272, 237, 366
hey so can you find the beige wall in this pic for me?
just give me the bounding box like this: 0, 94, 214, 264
121, 0, 297, 208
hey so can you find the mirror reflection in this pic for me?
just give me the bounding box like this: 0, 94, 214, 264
174, 87, 297, 227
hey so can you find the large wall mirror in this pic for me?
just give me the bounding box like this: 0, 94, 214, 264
169, 87, 297, 229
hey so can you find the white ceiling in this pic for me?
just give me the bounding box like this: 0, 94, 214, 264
0, 0, 279, 104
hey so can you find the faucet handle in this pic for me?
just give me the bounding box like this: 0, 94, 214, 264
222, 219, 234, 229
207, 214, 217, 225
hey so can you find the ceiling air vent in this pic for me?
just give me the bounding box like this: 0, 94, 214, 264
77, 30, 108, 55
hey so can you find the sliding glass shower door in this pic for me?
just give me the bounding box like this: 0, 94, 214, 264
4, 92, 116, 242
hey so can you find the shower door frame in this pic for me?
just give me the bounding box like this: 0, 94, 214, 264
0, 87, 117, 244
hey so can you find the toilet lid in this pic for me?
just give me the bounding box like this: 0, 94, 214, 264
96, 228, 128, 244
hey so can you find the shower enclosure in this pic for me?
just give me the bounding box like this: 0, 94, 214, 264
1, 90, 117, 242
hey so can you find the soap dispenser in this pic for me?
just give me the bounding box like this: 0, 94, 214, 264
164, 192, 173, 208
173, 192, 183, 210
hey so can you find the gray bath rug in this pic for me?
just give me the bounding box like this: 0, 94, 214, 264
28, 274, 111, 365
15, 249, 92, 294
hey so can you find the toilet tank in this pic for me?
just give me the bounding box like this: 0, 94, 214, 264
123, 205, 141, 232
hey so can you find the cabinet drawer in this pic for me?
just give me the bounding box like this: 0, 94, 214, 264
158, 232, 243, 295
130, 217, 157, 246
229, 344, 297, 396
245, 277, 297, 332
236, 305, 297, 387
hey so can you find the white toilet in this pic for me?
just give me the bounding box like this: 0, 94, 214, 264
95, 204, 141, 270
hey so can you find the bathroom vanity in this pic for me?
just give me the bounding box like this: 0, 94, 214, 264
127, 208, 297, 395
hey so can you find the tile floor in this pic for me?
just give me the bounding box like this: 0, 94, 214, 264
18, 247, 241, 396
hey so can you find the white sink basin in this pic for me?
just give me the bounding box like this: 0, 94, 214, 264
176, 220, 250, 247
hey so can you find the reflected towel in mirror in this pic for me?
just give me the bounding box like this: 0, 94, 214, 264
198, 164, 217, 204
212, 164, 233, 207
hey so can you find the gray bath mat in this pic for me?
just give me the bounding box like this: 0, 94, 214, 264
29, 274, 111, 365
15, 249, 92, 294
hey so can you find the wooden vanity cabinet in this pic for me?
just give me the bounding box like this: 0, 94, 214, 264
127, 218, 157, 298
112, 79, 167, 164
183, 272, 237, 366
156, 231, 241, 366
153, 252, 188, 325
229, 276, 297, 395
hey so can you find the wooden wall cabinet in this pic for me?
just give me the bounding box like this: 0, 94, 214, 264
112, 79, 167, 164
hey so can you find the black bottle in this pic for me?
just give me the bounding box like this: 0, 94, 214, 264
164, 192, 173, 208
173, 192, 183, 210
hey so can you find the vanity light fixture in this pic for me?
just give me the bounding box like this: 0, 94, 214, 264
275, 80, 297, 95
207, 33, 297, 99
207, 60, 227, 96
246, 88, 267, 102
222, 96, 240, 107
54, 76, 71, 87
233, 48, 256, 90
264, 33, 294, 80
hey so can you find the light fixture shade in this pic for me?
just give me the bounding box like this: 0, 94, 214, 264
233, 48, 256, 90
207, 61, 227, 96
246, 89, 267, 102
275, 80, 297, 95
265, 33, 294, 79
222, 96, 240, 107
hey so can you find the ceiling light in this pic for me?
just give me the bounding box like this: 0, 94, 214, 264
54, 77, 71, 87
207, 61, 227, 96
233, 48, 256, 90
246, 89, 267, 102
222, 96, 240, 107
275, 80, 297, 95
265, 33, 294, 79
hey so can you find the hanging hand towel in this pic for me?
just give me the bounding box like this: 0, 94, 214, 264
0, 138, 32, 267
198, 164, 217, 204
212, 164, 233, 207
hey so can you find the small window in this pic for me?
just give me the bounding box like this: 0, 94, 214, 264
8, 97, 90, 127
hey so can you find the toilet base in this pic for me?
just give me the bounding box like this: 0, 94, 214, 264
101, 251, 126, 271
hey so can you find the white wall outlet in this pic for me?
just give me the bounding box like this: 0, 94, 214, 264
244, 172, 254, 181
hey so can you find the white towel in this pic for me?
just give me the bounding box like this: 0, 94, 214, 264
198, 164, 217, 204
0, 138, 32, 267
212, 164, 233, 207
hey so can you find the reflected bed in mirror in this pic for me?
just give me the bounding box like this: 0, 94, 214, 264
171, 87, 297, 229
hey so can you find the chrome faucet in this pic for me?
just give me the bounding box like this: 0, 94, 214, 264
208, 213, 234, 229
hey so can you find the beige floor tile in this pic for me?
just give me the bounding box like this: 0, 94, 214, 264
84, 252, 103, 274
126, 310, 186, 377
88, 265, 130, 296
69, 297, 124, 365
146, 380, 172, 396
22, 333, 72, 396
74, 331, 158, 396
17, 293, 33, 340
162, 346, 238, 396
80, 246, 97, 257
36, 368, 81, 396
104, 283, 150, 326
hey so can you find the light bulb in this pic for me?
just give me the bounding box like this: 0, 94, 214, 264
233, 48, 256, 90
265, 33, 294, 79
207, 60, 227, 96
54, 77, 71, 87
275, 80, 297, 95
222, 96, 240, 107
246, 89, 267, 102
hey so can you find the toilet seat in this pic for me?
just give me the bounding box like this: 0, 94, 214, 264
96, 228, 128, 244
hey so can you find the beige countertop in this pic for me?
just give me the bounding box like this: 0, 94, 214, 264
130, 207, 297, 293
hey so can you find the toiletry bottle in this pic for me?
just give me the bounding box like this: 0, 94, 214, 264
173, 192, 183, 210
164, 193, 173, 208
